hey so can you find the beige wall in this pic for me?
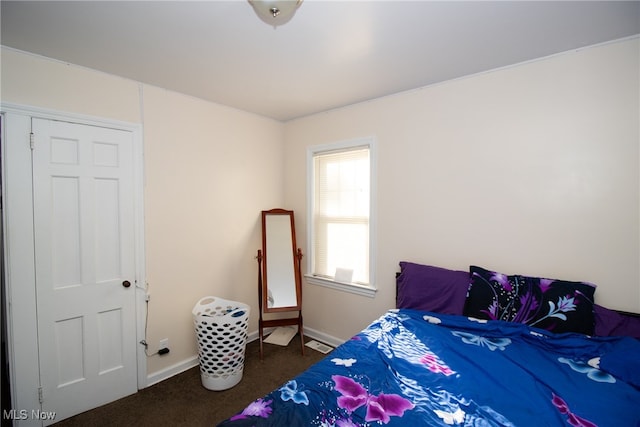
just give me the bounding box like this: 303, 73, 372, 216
1, 47, 285, 378
285, 38, 640, 340
142, 86, 284, 373
1, 48, 141, 123
2, 37, 639, 378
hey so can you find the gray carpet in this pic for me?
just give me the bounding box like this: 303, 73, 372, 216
53, 336, 328, 426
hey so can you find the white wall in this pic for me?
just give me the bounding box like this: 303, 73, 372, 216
285, 38, 640, 341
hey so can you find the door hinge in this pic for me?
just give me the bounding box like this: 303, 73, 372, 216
38, 387, 43, 404
29, 132, 35, 150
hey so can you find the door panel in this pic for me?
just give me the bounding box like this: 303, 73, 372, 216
32, 118, 137, 424
51, 175, 82, 288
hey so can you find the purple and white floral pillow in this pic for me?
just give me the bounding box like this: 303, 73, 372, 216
463, 266, 596, 335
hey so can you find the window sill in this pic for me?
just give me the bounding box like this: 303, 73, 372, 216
304, 275, 377, 298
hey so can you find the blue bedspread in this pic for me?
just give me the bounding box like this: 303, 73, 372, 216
218, 309, 640, 426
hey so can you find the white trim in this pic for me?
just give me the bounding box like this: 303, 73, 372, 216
2, 111, 41, 426
246, 326, 346, 349
1, 103, 147, 423
130, 102, 149, 391
306, 136, 377, 296
145, 356, 199, 387
147, 332, 260, 387
303, 326, 346, 349
304, 274, 377, 298
0, 102, 141, 132
145, 327, 345, 387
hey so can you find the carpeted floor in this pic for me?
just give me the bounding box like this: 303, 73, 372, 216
53, 336, 329, 426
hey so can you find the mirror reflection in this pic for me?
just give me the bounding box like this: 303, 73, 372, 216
260, 209, 301, 312
264, 214, 297, 308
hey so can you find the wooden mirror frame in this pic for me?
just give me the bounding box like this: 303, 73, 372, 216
257, 208, 304, 359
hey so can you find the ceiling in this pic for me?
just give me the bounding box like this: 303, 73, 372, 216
1, 1, 639, 122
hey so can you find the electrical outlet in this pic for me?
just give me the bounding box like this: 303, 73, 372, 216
159, 338, 169, 350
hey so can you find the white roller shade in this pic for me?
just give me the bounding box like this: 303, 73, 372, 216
313, 146, 370, 285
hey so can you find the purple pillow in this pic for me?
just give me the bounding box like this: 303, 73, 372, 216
464, 266, 596, 335
594, 304, 640, 339
396, 262, 470, 315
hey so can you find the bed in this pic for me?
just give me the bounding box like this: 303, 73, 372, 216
218, 262, 640, 426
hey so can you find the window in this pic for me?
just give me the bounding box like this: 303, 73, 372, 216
306, 137, 376, 297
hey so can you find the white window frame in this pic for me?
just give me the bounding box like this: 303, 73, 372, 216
305, 136, 377, 298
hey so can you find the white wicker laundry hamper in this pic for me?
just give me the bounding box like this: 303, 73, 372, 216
192, 296, 250, 391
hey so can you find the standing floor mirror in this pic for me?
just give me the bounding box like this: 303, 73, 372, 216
256, 209, 304, 359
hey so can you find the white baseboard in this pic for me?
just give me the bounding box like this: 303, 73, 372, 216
145, 355, 199, 387
303, 326, 346, 349
247, 329, 260, 343
247, 326, 345, 349
144, 327, 345, 388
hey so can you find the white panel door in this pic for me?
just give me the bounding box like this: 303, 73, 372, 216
32, 118, 137, 424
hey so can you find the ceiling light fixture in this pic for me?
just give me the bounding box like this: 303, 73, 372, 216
248, 0, 303, 27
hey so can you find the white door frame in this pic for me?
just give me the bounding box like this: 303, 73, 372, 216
1, 103, 147, 425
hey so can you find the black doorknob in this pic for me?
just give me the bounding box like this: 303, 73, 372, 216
122, 280, 131, 288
